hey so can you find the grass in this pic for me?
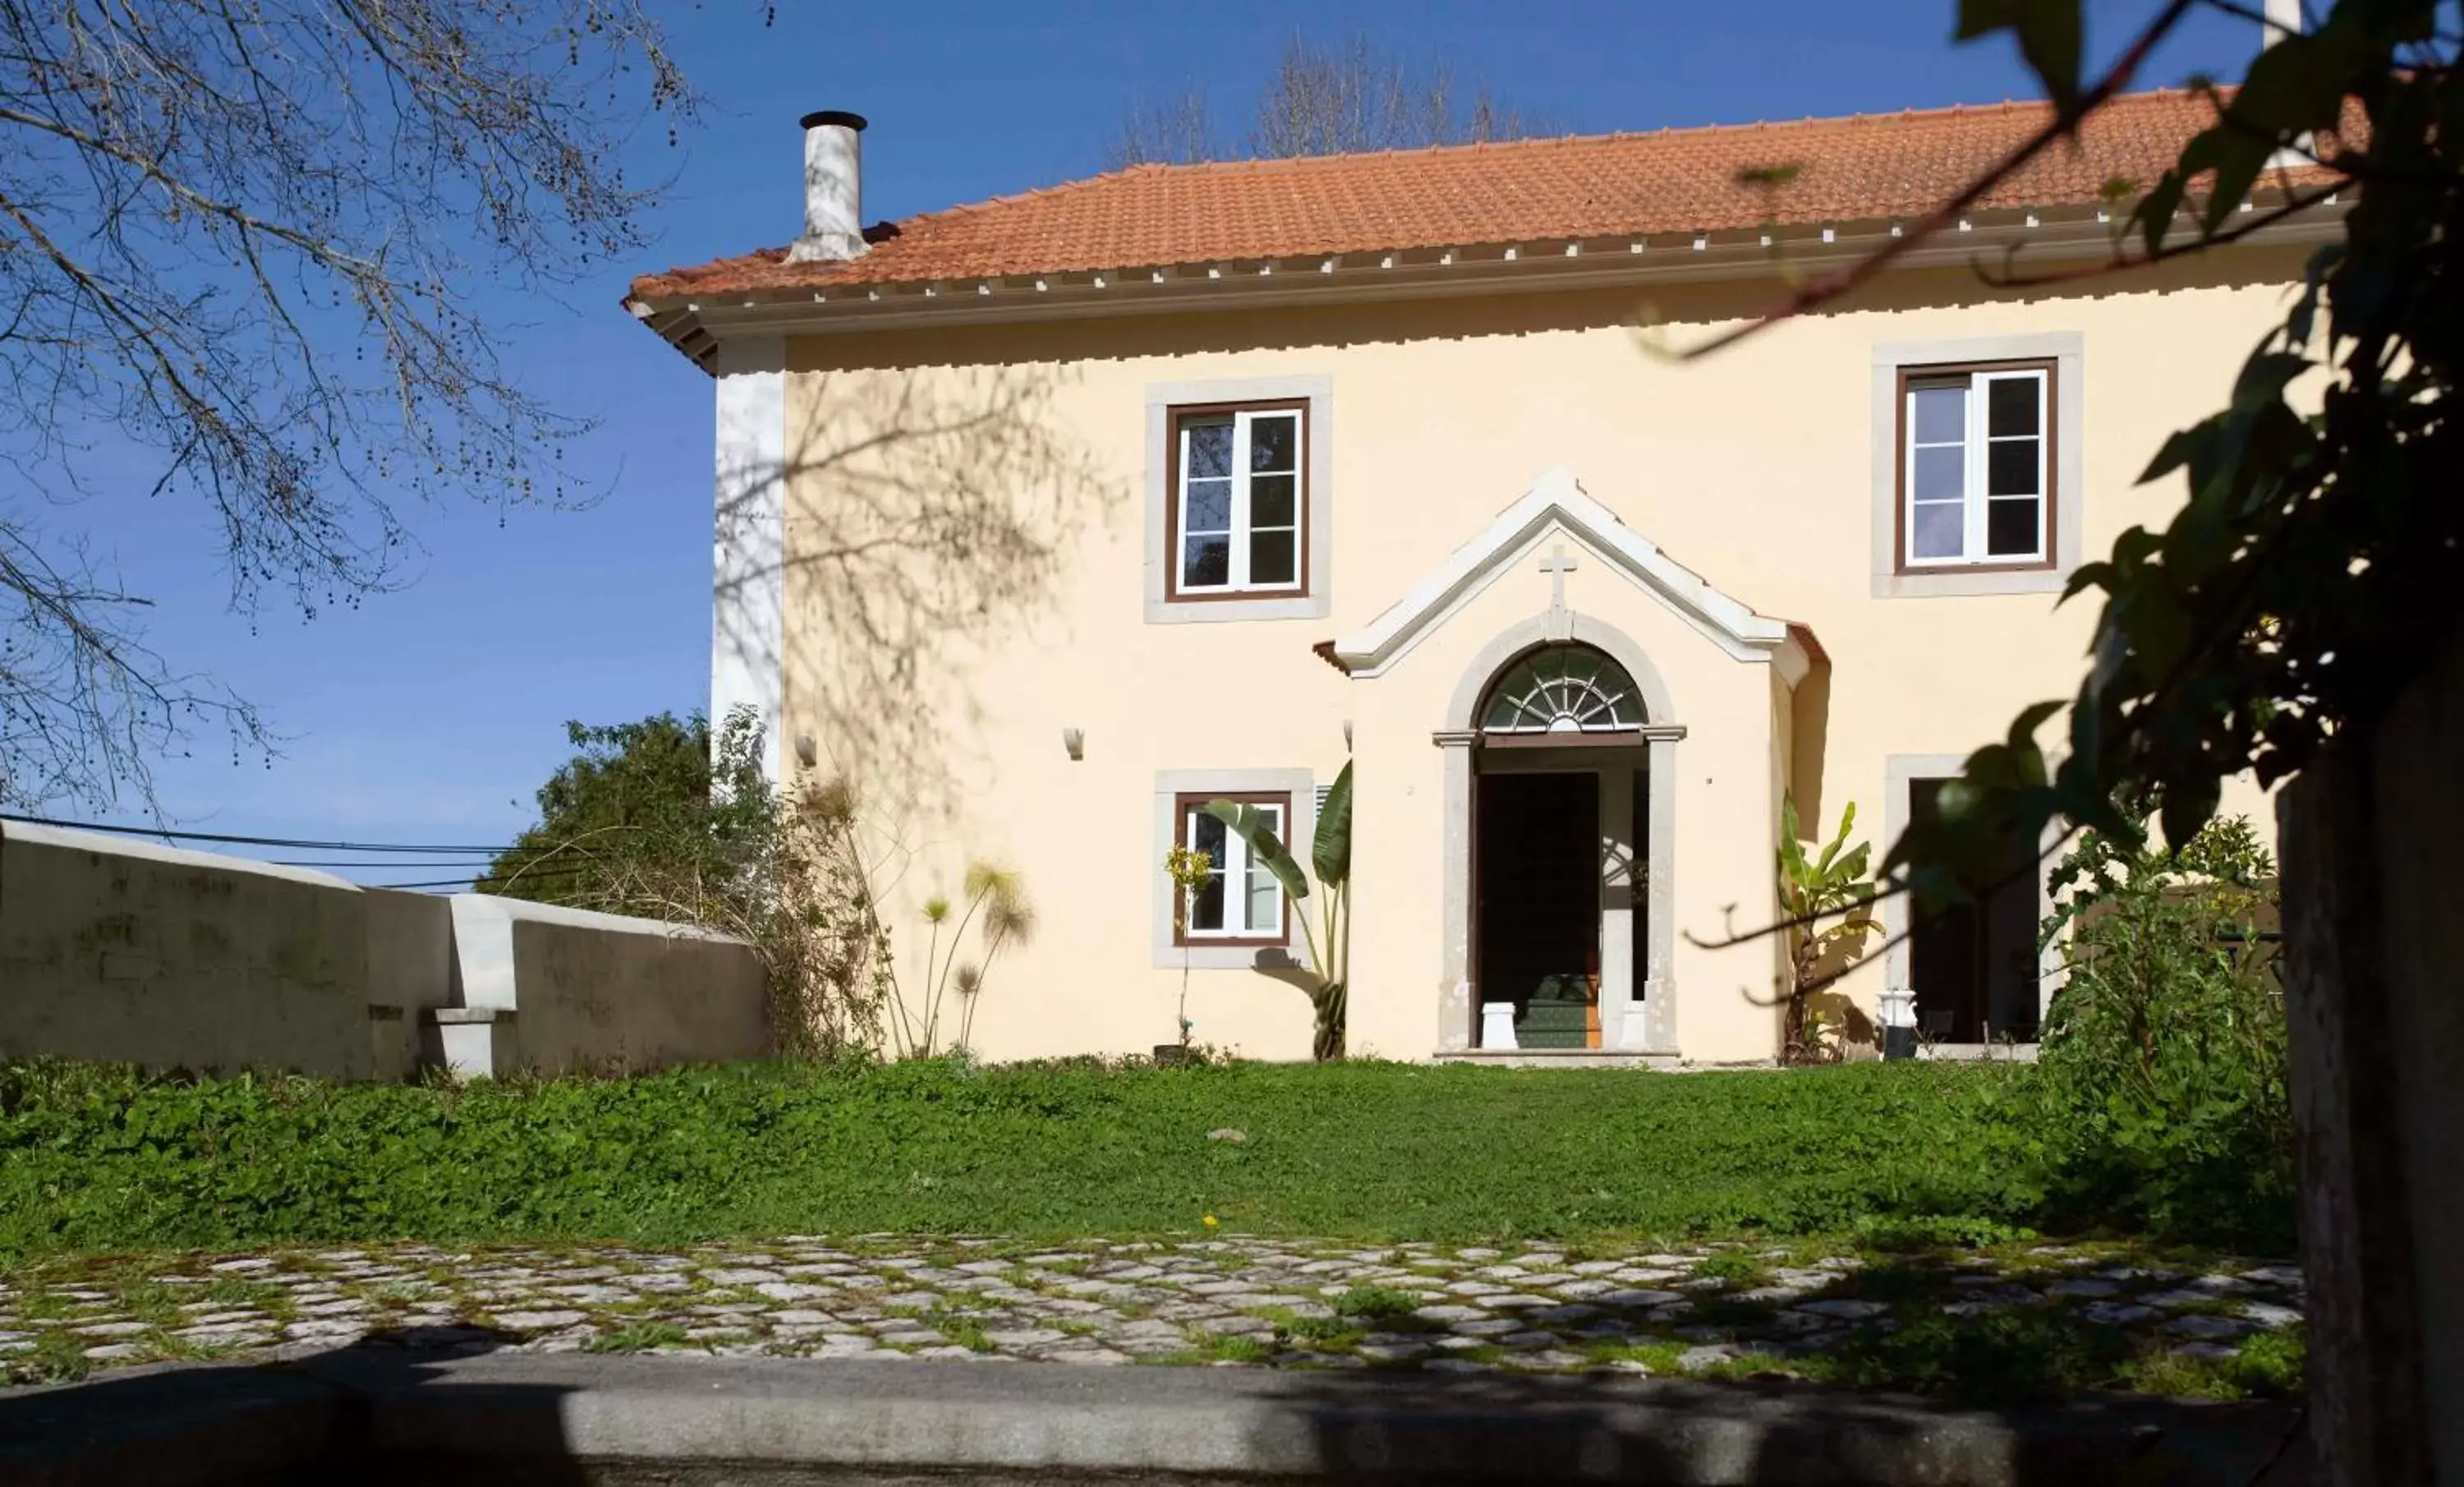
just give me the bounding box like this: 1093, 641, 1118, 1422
1330, 1285, 1421, 1321
1688, 1253, 1768, 1286
584, 1319, 690, 1353
0, 1057, 2066, 1260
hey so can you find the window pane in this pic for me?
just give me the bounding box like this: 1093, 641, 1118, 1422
1912, 444, 1965, 502
1249, 531, 1296, 586
1191, 812, 1226, 860
1244, 861, 1279, 933
1184, 419, 1234, 480
1911, 501, 1964, 559
1988, 377, 2041, 437
1987, 438, 2040, 496
1911, 384, 1967, 444
1183, 536, 1230, 587
1190, 872, 1225, 931
1250, 414, 1298, 473
1184, 477, 1231, 532
1987, 497, 2042, 557
1250, 473, 1296, 527
1188, 813, 1226, 931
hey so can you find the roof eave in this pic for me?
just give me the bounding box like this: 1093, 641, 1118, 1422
627, 193, 2348, 375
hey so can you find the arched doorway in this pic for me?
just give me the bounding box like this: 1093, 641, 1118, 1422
1436, 617, 1683, 1060
1473, 644, 1646, 1049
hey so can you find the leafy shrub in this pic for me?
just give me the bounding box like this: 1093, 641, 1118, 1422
478, 706, 890, 1058
0, 1058, 2052, 1259
2029, 816, 2292, 1249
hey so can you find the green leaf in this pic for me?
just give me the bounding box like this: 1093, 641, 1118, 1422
2007, 700, 2065, 753
2232, 351, 2312, 413
1312, 761, 1354, 888
1951, 0, 2014, 41
2199, 133, 2273, 237
1204, 799, 1309, 901
2139, 424, 2210, 485
1954, 0, 2080, 107
2135, 173, 2187, 259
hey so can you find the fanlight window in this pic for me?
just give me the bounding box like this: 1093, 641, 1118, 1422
1480, 646, 1646, 734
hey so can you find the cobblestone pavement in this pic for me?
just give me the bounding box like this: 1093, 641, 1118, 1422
0, 1236, 2305, 1388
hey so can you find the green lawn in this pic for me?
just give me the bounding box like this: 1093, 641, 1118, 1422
0, 1057, 2098, 1259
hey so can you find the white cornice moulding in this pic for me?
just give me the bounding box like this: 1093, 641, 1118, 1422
1328, 467, 1800, 679
629, 205, 2349, 363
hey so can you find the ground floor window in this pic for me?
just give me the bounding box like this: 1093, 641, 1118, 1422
1906, 777, 2042, 1043
1175, 792, 1289, 943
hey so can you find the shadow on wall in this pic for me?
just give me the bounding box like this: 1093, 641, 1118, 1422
717, 366, 1121, 830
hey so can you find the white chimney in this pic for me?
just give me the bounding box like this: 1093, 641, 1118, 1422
2262, 0, 2301, 46
787, 110, 868, 263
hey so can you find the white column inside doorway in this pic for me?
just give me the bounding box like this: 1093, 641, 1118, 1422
1597, 766, 1636, 1051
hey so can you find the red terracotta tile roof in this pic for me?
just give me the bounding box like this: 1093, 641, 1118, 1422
632, 87, 2330, 303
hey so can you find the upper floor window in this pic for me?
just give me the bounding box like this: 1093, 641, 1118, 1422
1896, 362, 2054, 572
1169, 402, 1308, 601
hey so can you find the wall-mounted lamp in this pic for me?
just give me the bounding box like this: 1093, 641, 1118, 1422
1061, 727, 1084, 762
793, 734, 818, 770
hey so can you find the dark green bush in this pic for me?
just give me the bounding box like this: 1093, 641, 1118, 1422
2028, 817, 2293, 1250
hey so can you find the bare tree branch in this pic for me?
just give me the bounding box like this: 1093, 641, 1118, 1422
0, 0, 703, 810
1110, 30, 1554, 168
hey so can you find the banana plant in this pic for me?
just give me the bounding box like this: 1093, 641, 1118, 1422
1205, 761, 1351, 1061
1777, 794, 1881, 1064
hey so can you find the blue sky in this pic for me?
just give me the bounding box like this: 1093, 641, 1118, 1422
71, 0, 2266, 882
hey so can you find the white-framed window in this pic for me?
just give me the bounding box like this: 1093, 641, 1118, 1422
1173, 404, 1305, 597
1178, 793, 1287, 941
1900, 363, 2053, 569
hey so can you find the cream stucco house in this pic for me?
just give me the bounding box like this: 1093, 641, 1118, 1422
624, 89, 2335, 1066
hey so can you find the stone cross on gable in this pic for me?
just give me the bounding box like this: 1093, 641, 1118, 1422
1541, 544, 1578, 608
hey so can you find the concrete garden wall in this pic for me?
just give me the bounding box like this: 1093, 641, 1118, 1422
0, 821, 768, 1080
0, 821, 374, 1078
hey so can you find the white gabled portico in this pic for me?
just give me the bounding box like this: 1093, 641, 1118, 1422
1326, 469, 1823, 1066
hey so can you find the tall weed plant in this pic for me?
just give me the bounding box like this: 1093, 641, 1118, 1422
2030, 816, 2291, 1248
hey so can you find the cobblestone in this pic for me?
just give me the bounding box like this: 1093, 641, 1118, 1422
0, 1235, 2306, 1388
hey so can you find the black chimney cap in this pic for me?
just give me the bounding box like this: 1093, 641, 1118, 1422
799, 110, 868, 132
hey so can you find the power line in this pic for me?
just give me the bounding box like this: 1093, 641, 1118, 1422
270, 859, 505, 869
2, 811, 518, 855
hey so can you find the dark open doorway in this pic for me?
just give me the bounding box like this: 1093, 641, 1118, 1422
1908, 777, 2042, 1043
1475, 771, 1599, 1048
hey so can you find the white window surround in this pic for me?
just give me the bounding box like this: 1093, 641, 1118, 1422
1876, 753, 2066, 1050
1871, 332, 2084, 600
1150, 768, 1317, 969
1903, 367, 2048, 568
1146, 375, 1333, 624
1174, 407, 1304, 596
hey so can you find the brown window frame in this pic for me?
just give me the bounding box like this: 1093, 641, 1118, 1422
1163, 399, 1312, 605
1892, 358, 2060, 578
1170, 790, 1294, 949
